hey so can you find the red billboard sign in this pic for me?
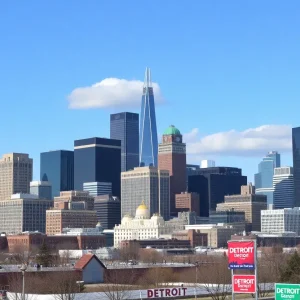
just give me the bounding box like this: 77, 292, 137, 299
147, 287, 187, 298
228, 240, 255, 269
233, 275, 256, 293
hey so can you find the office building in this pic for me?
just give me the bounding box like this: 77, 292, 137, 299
188, 167, 247, 217
216, 183, 267, 231
292, 127, 300, 207
74, 137, 121, 198
175, 192, 200, 216
209, 211, 245, 224
0, 153, 33, 201
54, 191, 94, 211
158, 125, 186, 215
46, 209, 98, 235
186, 164, 200, 185
40, 150, 74, 197
261, 208, 300, 235
139, 68, 158, 167
94, 194, 121, 229
273, 167, 294, 209
83, 182, 112, 196
30, 181, 52, 200
110, 112, 139, 172
121, 166, 170, 220
0, 194, 53, 234
201, 160, 216, 168
254, 151, 281, 205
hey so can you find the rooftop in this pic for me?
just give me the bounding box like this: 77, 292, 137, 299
163, 125, 181, 135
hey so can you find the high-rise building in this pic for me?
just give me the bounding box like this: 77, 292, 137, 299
121, 166, 170, 220
186, 164, 200, 186
0, 194, 53, 234
158, 125, 186, 215
201, 160, 216, 168
94, 194, 121, 229
175, 192, 200, 216
83, 182, 112, 197
110, 112, 139, 172
216, 183, 267, 231
40, 150, 74, 198
30, 181, 52, 200
273, 167, 294, 209
54, 191, 94, 211
0, 153, 33, 201
254, 151, 281, 206
74, 137, 121, 198
292, 127, 300, 207
139, 68, 158, 167
188, 167, 247, 217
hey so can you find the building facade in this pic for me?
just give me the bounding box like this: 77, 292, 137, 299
188, 167, 247, 217
293, 127, 300, 207
0, 194, 53, 234
273, 167, 294, 209
216, 183, 267, 231
83, 182, 112, 197
158, 125, 186, 215
30, 181, 52, 200
121, 166, 170, 220
110, 112, 139, 172
40, 150, 74, 197
200, 160, 216, 168
0, 153, 33, 201
94, 194, 121, 229
175, 192, 200, 216
254, 151, 281, 206
139, 68, 158, 167
261, 208, 300, 235
74, 137, 121, 198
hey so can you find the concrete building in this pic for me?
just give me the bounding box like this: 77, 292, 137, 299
30, 181, 52, 200
200, 160, 215, 168
216, 183, 267, 231
0, 153, 33, 201
0, 193, 53, 234
121, 166, 170, 220
83, 182, 112, 197
94, 194, 121, 229
54, 191, 94, 211
273, 167, 294, 209
158, 125, 186, 216
261, 207, 300, 235
292, 127, 300, 207
46, 209, 97, 235
175, 192, 200, 216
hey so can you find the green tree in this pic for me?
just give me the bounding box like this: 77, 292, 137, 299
36, 240, 52, 267
280, 251, 300, 283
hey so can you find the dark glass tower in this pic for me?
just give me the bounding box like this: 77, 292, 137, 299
40, 150, 74, 197
293, 127, 300, 207
139, 68, 158, 167
74, 137, 121, 198
110, 112, 139, 172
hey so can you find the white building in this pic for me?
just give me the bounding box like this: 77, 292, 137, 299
83, 182, 112, 196
273, 167, 294, 209
200, 160, 215, 168
261, 207, 300, 235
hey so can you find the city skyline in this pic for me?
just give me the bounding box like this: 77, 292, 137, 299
0, 1, 298, 182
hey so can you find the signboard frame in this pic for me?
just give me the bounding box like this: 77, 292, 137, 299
232, 275, 256, 294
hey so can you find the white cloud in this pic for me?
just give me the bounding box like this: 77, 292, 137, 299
68, 78, 164, 109
184, 125, 292, 156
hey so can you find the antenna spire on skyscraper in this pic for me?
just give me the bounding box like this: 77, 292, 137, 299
144, 67, 152, 88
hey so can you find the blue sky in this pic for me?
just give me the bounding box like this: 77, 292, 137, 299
0, 1, 299, 182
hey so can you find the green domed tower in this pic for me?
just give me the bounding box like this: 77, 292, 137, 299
158, 125, 186, 217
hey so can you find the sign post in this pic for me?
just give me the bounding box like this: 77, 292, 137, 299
275, 283, 300, 300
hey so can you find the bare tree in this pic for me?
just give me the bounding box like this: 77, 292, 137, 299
119, 243, 140, 264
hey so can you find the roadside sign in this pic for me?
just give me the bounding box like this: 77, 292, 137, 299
228, 240, 255, 269
275, 283, 300, 300
233, 275, 256, 293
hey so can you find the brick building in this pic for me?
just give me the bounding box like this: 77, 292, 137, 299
175, 192, 200, 216
54, 191, 94, 210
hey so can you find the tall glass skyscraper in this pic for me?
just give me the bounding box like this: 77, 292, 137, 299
254, 151, 280, 206
292, 127, 300, 207
110, 112, 139, 172
40, 150, 74, 197
139, 68, 158, 167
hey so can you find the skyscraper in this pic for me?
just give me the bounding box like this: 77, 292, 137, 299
74, 137, 121, 197
110, 112, 139, 172
292, 127, 300, 207
40, 150, 74, 197
30, 181, 52, 200
158, 125, 186, 215
0, 153, 33, 201
139, 68, 158, 167
254, 151, 281, 206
